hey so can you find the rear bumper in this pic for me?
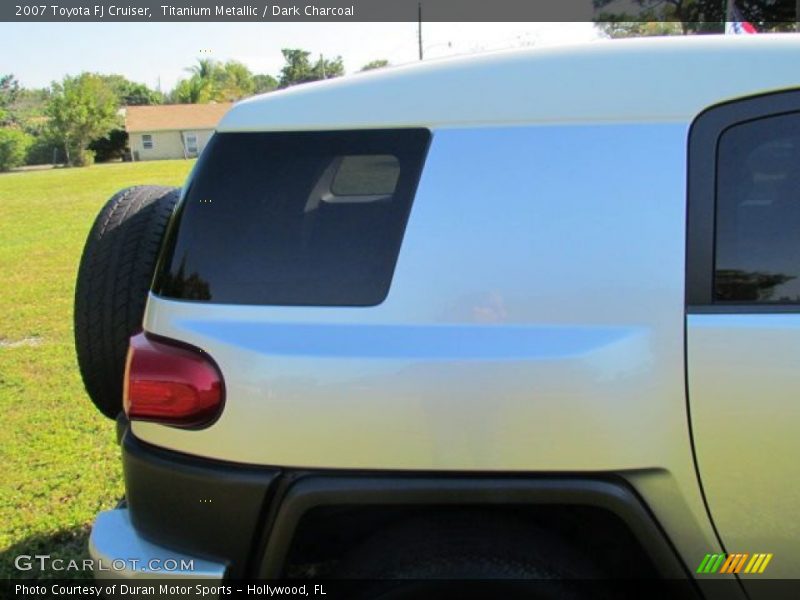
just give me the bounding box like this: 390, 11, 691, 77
119, 429, 281, 578
110, 429, 694, 582
89, 508, 226, 580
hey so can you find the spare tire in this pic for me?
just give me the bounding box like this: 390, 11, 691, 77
74, 185, 180, 418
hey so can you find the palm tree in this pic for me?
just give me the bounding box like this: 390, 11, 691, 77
187, 59, 219, 81
172, 59, 220, 103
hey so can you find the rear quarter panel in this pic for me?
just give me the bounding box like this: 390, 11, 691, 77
135, 122, 720, 568
139, 123, 690, 471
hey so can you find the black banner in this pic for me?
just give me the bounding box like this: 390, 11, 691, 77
3, 0, 798, 23
6, 578, 800, 600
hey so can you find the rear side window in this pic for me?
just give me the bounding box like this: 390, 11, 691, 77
715, 114, 800, 302
155, 129, 430, 306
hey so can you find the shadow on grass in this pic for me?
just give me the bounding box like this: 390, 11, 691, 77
0, 524, 93, 581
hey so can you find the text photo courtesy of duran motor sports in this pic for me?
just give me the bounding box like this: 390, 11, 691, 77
4, 1, 800, 599
15, 583, 327, 597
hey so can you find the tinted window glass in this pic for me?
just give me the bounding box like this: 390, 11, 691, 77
715, 114, 800, 303
155, 129, 430, 306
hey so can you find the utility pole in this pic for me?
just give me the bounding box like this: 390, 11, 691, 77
724, 0, 732, 32
320, 54, 326, 78
418, 2, 423, 60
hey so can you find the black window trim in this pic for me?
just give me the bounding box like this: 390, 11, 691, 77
687, 88, 800, 314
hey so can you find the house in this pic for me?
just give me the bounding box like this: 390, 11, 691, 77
124, 103, 233, 161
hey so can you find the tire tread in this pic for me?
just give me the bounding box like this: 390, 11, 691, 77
74, 185, 180, 418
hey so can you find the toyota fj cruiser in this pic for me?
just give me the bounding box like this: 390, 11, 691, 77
76, 35, 800, 599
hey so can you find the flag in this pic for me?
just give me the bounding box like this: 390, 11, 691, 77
726, 3, 758, 34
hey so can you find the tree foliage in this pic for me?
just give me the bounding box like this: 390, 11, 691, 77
278, 49, 344, 88
171, 59, 257, 103
171, 76, 212, 104
597, 21, 685, 38
100, 75, 163, 106
214, 61, 255, 100
360, 59, 390, 71
0, 74, 21, 125
252, 74, 278, 94
46, 73, 120, 166
24, 128, 62, 165
0, 127, 33, 171
88, 128, 129, 163
168, 49, 359, 100
171, 59, 216, 103
6, 87, 50, 128
594, 0, 796, 36
11, 88, 59, 165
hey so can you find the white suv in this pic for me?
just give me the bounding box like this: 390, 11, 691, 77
76, 35, 800, 598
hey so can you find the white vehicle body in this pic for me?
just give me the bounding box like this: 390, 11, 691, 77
90, 35, 800, 594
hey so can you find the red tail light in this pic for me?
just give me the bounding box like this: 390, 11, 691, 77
123, 333, 224, 428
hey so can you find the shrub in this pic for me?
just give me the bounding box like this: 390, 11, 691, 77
89, 128, 128, 163
70, 146, 95, 167
25, 134, 61, 165
0, 127, 33, 171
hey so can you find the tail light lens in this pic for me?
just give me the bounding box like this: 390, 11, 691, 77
123, 333, 224, 428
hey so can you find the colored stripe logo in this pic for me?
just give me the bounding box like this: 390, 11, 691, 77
697, 553, 773, 574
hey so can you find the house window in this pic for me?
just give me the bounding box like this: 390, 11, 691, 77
185, 133, 198, 155
142, 134, 153, 150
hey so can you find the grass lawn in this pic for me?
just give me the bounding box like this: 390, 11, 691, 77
0, 160, 194, 579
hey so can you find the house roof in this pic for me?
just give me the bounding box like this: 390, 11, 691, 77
220, 34, 800, 132
125, 103, 233, 133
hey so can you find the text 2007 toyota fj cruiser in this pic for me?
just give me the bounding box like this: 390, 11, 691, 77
75, 35, 800, 599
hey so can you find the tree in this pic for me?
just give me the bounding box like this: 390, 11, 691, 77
100, 75, 163, 106
188, 58, 220, 81
252, 74, 278, 94
12, 88, 57, 165
86, 76, 159, 163
316, 55, 344, 80
594, 0, 795, 36
741, 0, 796, 31
360, 59, 390, 71
8, 87, 50, 125
278, 49, 314, 87
46, 73, 120, 167
171, 59, 219, 103
171, 76, 213, 104
171, 59, 257, 102
597, 21, 685, 38
214, 61, 255, 101
278, 49, 344, 88
0, 127, 33, 171
0, 74, 21, 125
594, 0, 722, 35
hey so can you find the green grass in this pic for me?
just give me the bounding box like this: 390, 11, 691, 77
0, 160, 194, 579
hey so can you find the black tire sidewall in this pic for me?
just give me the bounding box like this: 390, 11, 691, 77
74, 185, 179, 418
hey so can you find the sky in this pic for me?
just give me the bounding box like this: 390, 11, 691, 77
0, 22, 601, 91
